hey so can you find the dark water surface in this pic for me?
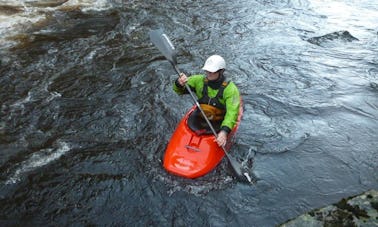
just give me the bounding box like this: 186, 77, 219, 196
0, 0, 377, 226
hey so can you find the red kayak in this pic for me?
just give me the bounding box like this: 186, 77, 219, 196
163, 100, 243, 178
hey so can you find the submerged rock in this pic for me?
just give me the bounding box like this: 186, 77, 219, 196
280, 190, 378, 227
0, 0, 68, 8
0, 5, 24, 15
307, 31, 359, 46
25, 0, 69, 7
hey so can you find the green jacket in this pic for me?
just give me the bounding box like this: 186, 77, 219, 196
173, 74, 240, 132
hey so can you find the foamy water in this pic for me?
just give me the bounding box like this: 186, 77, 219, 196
309, 0, 378, 39
0, 0, 113, 50
5, 141, 71, 184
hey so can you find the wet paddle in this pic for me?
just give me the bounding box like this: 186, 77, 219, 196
149, 29, 251, 182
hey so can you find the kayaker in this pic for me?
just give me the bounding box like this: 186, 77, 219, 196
173, 55, 240, 147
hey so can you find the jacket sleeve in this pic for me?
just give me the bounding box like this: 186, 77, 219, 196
221, 82, 240, 132
173, 78, 187, 95
173, 75, 204, 96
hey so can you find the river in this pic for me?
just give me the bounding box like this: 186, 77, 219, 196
0, 0, 377, 226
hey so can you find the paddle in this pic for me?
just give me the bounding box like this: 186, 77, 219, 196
149, 29, 251, 182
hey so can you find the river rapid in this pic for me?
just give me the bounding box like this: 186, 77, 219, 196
0, 0, 377, 226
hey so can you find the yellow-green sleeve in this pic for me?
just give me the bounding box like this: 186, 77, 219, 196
173, 74, 205, 97
221, 82, 240, 131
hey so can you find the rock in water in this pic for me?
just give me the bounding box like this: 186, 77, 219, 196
307, 31, 359, 46
26, 0, 69, 7
0, 0, 69, 8
280, 190, 378, 226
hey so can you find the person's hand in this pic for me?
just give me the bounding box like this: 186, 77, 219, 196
216, 130, 228, 147
178, 73, 188, 86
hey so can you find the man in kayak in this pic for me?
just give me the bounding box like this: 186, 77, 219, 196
173, 55, 241, 148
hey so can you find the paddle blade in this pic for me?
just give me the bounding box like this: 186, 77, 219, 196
224, 150, 252, 183
149, 29, 177, 65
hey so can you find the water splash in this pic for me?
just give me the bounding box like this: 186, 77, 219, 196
5, 141, 70, 184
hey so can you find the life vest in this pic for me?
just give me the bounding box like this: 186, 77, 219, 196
198, 79, 228, 121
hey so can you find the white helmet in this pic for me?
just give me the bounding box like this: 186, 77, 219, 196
202, 55, 226, 72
